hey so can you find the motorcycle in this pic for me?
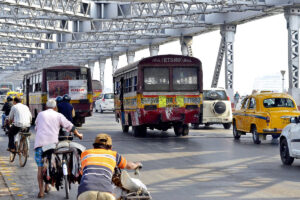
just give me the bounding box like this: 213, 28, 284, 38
112, 165, 152, 200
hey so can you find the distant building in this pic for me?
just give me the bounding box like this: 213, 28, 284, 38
253, 74, 284, 92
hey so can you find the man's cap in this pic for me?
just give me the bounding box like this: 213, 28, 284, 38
94, 133, 112, 146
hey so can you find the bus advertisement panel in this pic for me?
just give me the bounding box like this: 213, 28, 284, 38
47, 80, 88, 100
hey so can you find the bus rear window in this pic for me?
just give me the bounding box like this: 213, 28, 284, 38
173, 68, 198, 91
58, 71, 76, 80
144, 68, 169, 91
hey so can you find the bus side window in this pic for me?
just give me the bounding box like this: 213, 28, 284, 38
125, 79, 129, 93
133, 76, 137, 91
29, 76, 33, 93
126, 78, 132, 93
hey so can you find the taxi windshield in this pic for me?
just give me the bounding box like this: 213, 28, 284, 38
263, 98, 295, 108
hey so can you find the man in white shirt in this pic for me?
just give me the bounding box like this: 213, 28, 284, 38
7, 97, 32, 152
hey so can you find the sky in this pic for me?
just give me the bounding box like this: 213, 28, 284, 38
92, 14, 288, 96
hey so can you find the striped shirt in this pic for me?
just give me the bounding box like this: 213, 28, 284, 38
77, 149, 127, 197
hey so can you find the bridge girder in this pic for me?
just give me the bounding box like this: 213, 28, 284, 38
0, 0, 300, 70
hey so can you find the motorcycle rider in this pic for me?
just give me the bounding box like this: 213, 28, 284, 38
2, 96, 13, 129
55, 96, 63, 106
77, 133, 141, 200
57, 94, 75, 123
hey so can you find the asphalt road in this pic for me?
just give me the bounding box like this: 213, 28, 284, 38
1, 112, 300, 200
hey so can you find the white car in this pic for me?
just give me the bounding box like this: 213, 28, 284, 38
280, 117, 300, 165
192, 88, 232, 129
95, 93, 115, 113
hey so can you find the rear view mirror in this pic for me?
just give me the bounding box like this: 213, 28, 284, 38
290, 117, 298, 123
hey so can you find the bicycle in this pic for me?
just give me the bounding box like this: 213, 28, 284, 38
9, 128, 31, 167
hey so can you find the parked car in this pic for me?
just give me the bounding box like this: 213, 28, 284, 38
192, 88, 232, 129
94, 93, 114, 113
280, 117, 300, 165
233, 91, 300, 144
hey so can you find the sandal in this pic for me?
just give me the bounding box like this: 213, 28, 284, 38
44, 185, 50, 193
37, 193, 44, 199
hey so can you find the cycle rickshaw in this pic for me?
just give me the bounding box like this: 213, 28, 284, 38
42, 135, 85, 199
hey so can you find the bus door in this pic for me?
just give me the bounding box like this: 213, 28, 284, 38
26, 78, 30, 106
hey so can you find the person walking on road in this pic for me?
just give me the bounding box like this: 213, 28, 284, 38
234, 91, 240, 108
34, 99, 83, 198
77, 133, 141, 200
7, 97, 32, 152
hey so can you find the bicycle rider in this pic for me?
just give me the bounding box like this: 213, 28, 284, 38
34, 99, 83, 198
77, 133, 141, 200
7, 97, 32, 153
2, 96, 13, 129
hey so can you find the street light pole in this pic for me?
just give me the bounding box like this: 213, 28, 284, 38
280, 70, 286, 93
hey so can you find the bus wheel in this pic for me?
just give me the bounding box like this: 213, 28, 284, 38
174, 123, 183, 136
182, 124, 189, 136
133, 125, 147, 137
122, 124, 129, 133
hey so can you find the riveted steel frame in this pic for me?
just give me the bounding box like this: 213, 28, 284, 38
0, 0, 299, 77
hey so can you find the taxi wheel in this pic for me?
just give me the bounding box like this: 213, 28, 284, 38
252, 126, 261, 144
233, 123, 241, 140
280, 138, 294, 165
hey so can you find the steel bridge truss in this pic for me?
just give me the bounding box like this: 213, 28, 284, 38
0, 0, 300, 87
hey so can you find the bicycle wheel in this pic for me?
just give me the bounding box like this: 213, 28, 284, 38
19, 137, 28, 167
9, 142, 18, 162
64, 175, 69, 199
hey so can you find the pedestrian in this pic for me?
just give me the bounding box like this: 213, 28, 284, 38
34, 99, 83, 198
234, 91, 240, 107
77, 133, 141, 200
7, 97, 32, 152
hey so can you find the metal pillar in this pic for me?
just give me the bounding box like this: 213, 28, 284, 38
180, 36, 193, 57
285, 7, 300, 105
126, 51, 135, 64
111, 55, 119, 73
99, 58, 106, 90
223, 25, 236, 101
88, 61, 95, 80
149, 44, 159, 57
211, 37, 225, 88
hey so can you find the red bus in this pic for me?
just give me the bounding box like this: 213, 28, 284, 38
23, 66, 93, 126
113, 55, 203, 137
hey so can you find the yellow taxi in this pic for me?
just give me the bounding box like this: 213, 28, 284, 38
232, 92, 300, 144
5, 91, 23, 102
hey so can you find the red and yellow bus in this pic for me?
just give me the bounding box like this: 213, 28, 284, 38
23, 66, 93, 126
113, 55, 203, 137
